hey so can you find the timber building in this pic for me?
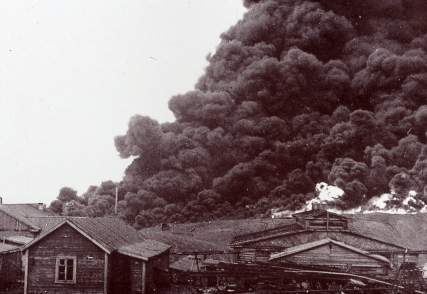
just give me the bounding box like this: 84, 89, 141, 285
0, 202, 171, 294
21, 217, 170, 294
230, 207, 425, 277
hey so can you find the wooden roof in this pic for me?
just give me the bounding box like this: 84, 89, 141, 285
22, 217, 171, 260
0, 204, 57, 231
269, 238, 391, 265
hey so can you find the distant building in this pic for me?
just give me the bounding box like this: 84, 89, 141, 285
21, 217, 171, 294
0, 203, 57, 239
230, 208, 424, 277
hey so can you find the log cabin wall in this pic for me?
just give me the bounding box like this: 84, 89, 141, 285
234, 248, 271, 263
26, 224, 105, 294
272, 243, 389, 275
295, 217, 348, 231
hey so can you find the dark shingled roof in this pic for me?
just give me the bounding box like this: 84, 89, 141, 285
0, 204, 57, 231
23, 217, 170, 260
67, 217, 145, 252
27, 216, 67, 232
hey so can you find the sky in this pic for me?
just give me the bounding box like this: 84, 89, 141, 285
0, 0, 246, 205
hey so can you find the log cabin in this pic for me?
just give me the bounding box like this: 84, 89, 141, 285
230, 207, 423, 277
21, 217, 171, 294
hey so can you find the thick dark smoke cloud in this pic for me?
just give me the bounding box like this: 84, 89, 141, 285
52, 0, 427, 226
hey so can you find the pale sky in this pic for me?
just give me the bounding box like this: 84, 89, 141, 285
0, 0, 246, 204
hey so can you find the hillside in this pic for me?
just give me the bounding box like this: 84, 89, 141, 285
140, 213, 427, 252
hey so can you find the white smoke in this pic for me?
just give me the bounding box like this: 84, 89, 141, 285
365, 193, 393, 210
307, 182, 344, 208
271, 182, 427, 218
360, 190, 427, 214
271, 182, 344, 218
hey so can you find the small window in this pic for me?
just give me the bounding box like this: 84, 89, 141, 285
55, 256, 76, 284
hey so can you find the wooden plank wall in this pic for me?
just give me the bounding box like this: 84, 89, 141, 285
276, 243, 387, 275
26, 224, 105, 294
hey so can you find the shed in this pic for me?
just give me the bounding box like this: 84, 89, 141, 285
22, 217, 170, 294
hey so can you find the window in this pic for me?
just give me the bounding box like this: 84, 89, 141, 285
55, 256, 76, 284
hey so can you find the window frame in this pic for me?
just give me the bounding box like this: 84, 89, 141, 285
55, 256, 77, 284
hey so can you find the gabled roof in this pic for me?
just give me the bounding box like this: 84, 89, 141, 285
22, 217, 170, 260
269, 238, 391, 265
0, 204, 56, 231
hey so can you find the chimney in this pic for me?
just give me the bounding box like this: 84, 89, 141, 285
0, 197, 3, 205
37, 203, 45, 211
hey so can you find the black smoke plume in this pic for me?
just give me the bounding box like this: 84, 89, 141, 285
52, 0, 427, 226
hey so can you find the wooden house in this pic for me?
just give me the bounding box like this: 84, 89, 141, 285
230, 208, 416, 276
0, 203, 57, 239
21, 217, 171, 294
